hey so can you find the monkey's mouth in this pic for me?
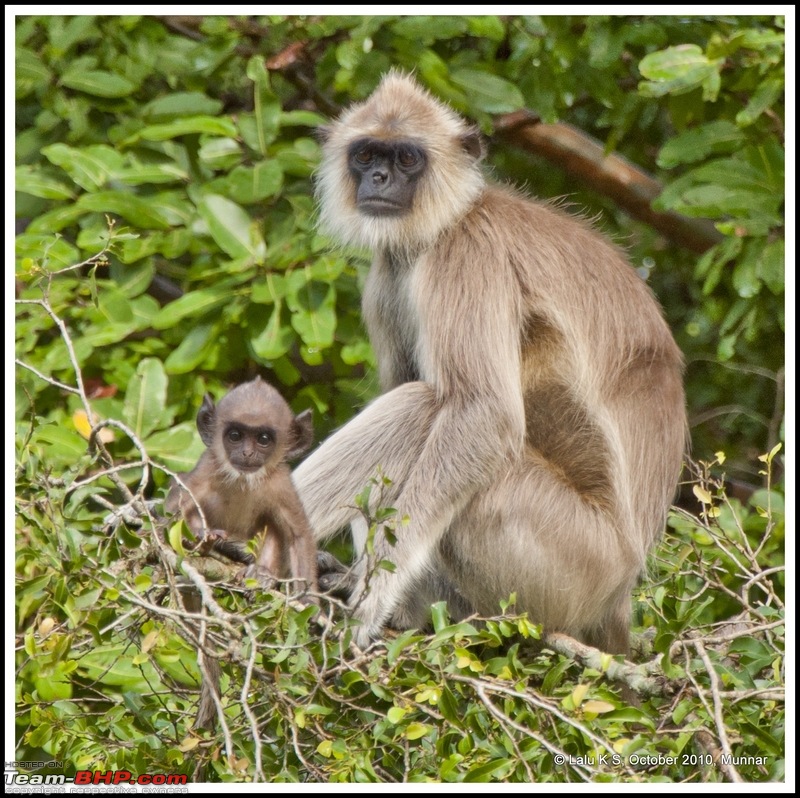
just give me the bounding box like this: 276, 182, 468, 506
358, 198, 408, 217
233, 463, 263, 474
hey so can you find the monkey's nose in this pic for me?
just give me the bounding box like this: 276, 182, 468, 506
372, 170, 388, 185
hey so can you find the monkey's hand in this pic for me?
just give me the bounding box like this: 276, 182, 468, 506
187, 527, 227, 555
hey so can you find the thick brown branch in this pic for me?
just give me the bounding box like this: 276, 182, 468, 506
495, 111, 723, 254
544, 632, 670, 697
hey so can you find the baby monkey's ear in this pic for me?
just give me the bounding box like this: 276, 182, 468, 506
286, 409, 314, 460
196, 394, 216, 446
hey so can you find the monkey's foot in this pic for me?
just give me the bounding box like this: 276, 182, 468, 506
317, 550, 358, 599
241, 565, 279, 591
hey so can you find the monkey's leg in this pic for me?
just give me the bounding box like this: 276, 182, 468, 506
243, 533, 281, 590
441, 454, 643, 656
296, 381, 522, 647
293, 388, 443, 645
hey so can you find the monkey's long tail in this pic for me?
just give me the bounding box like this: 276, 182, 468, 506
195, 657, 222, 731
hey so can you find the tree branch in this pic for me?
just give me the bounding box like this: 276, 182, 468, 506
494, 111, 724, 254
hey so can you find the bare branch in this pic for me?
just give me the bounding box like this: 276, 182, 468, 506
494, 112, 724, 254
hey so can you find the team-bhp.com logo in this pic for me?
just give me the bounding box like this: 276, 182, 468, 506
6, 770, 188, 788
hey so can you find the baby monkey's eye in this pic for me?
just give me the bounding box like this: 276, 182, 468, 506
257, 432, 273, 446
227, 429, 242, 442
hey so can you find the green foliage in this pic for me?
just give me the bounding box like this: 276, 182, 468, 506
15, 425, 785, 781
15, 13, 785, 784
639, 27, 785, 357
15, 13, 784, 478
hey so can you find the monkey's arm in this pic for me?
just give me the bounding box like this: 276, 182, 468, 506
246, 476, 319, 591
166, 472, 231, 554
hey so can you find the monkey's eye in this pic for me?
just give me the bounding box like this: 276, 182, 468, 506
227, 429, 243, 442
397, 149, 418, 168
354, 148, 373, 164
257, 432, 274, 446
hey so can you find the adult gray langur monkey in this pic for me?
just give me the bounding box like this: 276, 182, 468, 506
293, 71, 686, 654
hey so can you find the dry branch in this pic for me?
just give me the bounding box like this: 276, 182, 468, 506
494, 111, 723, 254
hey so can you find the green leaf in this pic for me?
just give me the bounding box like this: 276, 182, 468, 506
196, 194, 266, 261
110, 259, 153, 298
15, 234, 80, 272
78, 287, 140, 345
737, 78, 784, 127
451, 69, 525, 114
657, 121, 745, 168
737, 29, 785, 52
36, 666, 73, 702
393, 16, 467, 44
224, 162, 284, 204
60, 68, 136, 98
466, 16, 505, 41
246, 56, 281, 155
198, 137, 242, 170
15, 166, 76, 200
465, 758, 516, 782
639, 44, 707, 79
757, 239, 784, 294
120, 230, 190, 263
146, 425, 205, 471
404, 722, 431, 741
123, 358, 168, 439
116, 163, 189, 186
76, 190, 171, 229
31, 425, 87, 461
41, 143, 125, 191
249, 301, 295, 361
142, 91, 223, 121
251, 273, 288, 304
430, 601, 450, 632
153, 290, 227, 329
387, 706, 407, 724
76, 646, 156, 690
164, 322, 219, 373
131, 116, 237, 143
289, 283, 337, 350
16, 47, 52, 96
670, 184, 779, 219
732, 251, 761, 299
24, 204, 87, 234
280, 110, 328, 129
638, 45, 721, 97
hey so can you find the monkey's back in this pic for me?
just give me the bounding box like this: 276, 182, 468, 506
426, 184, 686, 559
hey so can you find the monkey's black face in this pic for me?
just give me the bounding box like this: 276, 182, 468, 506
348, 137, 427, 217
221, 423, 276, 474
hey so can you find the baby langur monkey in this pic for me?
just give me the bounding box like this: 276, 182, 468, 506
166, 376, 318, 592
166, 377, 318, 731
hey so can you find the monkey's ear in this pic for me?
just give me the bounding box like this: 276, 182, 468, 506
197, 394, 216, 446
287, 409, 314, 459
315, 124, 332, 144
461, 128, 485, 162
